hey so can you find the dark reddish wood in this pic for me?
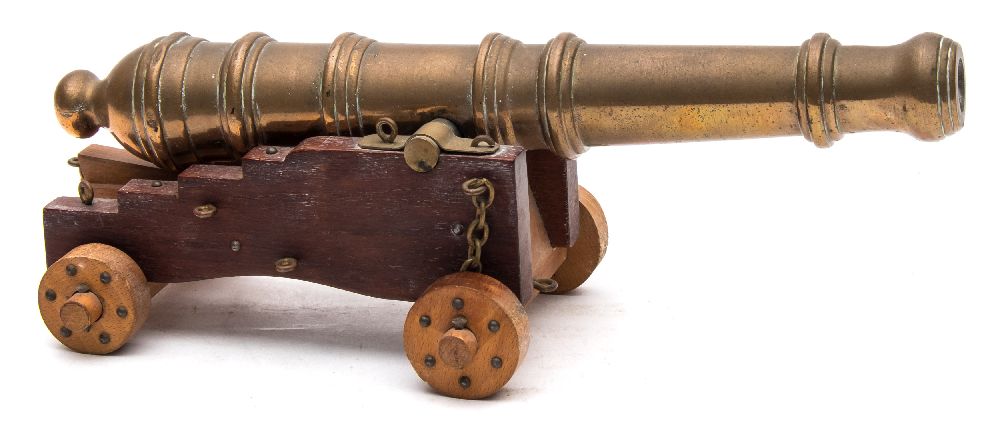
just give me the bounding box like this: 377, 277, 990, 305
526, 150, 579, 247
44, 137, 534, 302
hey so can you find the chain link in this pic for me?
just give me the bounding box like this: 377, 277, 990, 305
533, 278, 559, 293
459, 178, 495, 273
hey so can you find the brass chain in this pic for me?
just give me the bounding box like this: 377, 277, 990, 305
533, 278, 559, 293
459, 178, 495, 273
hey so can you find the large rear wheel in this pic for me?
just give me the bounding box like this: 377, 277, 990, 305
552, 186, 608, 293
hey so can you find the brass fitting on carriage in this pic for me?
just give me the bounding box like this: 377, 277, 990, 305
54, 32, 965, 172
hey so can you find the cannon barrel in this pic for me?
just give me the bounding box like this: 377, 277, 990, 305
55, 32, 965, 171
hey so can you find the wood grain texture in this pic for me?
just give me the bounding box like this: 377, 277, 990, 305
403, 272, 528, 399
526, 150, 579, 247
78, 145, 177, 198
44, 138, 534, 302
60, 292, 103, 330
438, 328, 478, 369
528, 193, 568, 300
37, 243, 151, 354
551, 186, 609, 293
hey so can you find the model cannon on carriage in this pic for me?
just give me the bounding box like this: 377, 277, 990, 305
41, 31, 965, 398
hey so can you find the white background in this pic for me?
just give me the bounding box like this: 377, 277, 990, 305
2, 0, 997, 441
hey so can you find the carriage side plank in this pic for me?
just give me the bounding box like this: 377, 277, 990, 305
44, 137, 533, 302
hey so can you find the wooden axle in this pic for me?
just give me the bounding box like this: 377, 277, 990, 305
60, 292, 103, 330
439, 328, 479, 369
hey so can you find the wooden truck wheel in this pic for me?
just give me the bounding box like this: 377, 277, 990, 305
37, 243, 151, 354
552, 186, 609, 293
404, 272, 529, 399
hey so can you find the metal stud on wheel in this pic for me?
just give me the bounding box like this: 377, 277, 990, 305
37, 243, 151, 354
403, 272, 529, 399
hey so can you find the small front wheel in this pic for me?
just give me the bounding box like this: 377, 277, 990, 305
403, 272, 529, 399
37, 243, 151, 354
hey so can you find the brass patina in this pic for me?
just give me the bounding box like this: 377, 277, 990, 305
359, 118, 499, 172
55, 32, 965, 171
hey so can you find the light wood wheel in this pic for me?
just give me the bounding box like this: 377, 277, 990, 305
38, 243, 151, 354
404, 272, 529, 399
552, 186, 608, 293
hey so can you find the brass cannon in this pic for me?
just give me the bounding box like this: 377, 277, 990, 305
42, 32, 965, 399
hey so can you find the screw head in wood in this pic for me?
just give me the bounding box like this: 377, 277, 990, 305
450, 223, 464, 235
193, 203, 217, 219
458, 376, 471, 389
419, 315, 431, 327
100, 271, 112, 284
424, 355, 436, 368
452, 297, 464, 310
99, 332, 111, 344
275, 257, 298, 273
230, 240, 241, 252
151, 180, 163, 187
116, 306, 128, 318
65, 264, 78, 276
45, 289, 57, 301
265, 146, 278, 155
491, 357, 503, 369
488, 320, 500, 332
59, 327, 72, 337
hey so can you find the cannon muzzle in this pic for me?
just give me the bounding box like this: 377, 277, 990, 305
55, 32, 965, 171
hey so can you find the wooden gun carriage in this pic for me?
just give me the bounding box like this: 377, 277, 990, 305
42, 134, 606, 399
